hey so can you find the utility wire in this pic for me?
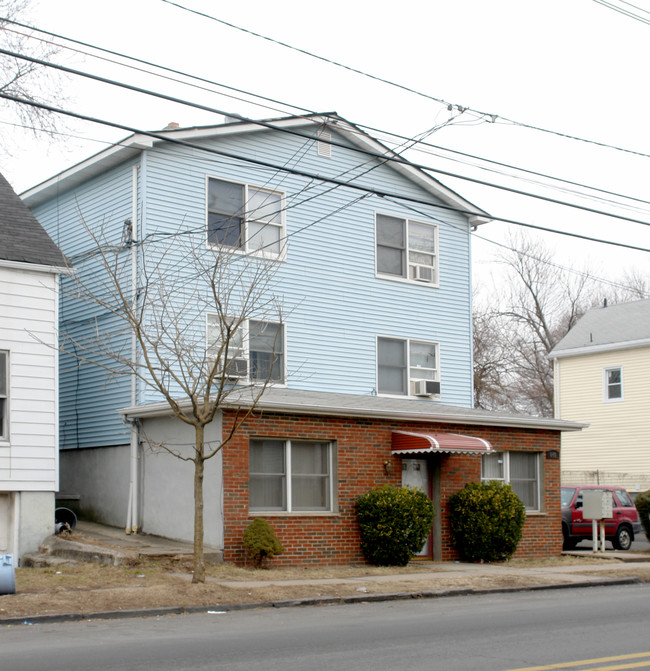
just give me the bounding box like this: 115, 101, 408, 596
4, 91, 650, 254
159, 0, 650, 161
6, 19, 650, 217
2, 18, 307, 118
593, 0, 650, 24
6, 48, 650, 231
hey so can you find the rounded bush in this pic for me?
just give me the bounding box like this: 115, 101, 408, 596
356, 485, 434, 566
634, 490, 650, 541
243, 518, 285, 567
448, 481, 526, 562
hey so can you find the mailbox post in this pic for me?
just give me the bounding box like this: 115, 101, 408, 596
582, 489, 613, 553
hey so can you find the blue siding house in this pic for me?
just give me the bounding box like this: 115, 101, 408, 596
23, 113, 579, 563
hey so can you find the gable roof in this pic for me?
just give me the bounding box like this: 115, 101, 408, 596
0, 172, 66, 269
21, 113, 490, 225
550, 298, 650, 358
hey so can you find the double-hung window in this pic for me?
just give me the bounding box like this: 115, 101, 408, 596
482, 451, 541, 511
207, 177, 284, 256
376, 214, 438, 284
206, 315, 284, 383
249, 439, 335, 512
0, 352, 7, 440
377, 337, 439, 396
604, 367, 623, 401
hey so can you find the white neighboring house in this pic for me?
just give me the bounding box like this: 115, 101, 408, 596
550, 298, 650, 494
0, 172, 66, 562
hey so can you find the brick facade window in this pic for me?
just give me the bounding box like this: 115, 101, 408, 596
249, 438, 335, 512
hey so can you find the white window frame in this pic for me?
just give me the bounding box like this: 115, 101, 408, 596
375, 213, 439, 286
481, 451, 542, 512
206, 176, 285, 258
0, 351, 8, 441
376, 336, 440, 397
249, 438, 336, 513
206, 315, 286, 384
603, 366, 623, 402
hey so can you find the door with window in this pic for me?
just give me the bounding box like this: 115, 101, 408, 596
401, 458, 431, 557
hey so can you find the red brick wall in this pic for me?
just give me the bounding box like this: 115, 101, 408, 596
221, 410, 563, 565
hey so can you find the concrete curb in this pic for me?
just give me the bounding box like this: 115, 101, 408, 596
0, 576, 640, 627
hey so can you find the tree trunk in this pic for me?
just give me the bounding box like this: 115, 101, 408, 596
192, 423, 205, 584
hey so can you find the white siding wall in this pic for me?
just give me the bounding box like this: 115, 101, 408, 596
0, 265, 59, 491
556, 346, 650, 489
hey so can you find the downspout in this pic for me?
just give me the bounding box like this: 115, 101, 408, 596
12, 492, 20, 562
126, 164, 140, 534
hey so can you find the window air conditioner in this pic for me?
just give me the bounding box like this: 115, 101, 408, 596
413, 265, 434, 283
225, 357, 248, 378
414, 379, 440, 396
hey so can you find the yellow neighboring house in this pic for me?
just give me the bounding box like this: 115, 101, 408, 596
549, 298, 650, 495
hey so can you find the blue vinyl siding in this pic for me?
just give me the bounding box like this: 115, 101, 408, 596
140, 126, 473, 407
29, 121, 476, 447
31, 162, 136, 448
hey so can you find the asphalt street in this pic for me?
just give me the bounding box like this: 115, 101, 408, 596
2, 583, 649, 671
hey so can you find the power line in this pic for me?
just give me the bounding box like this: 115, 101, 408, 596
5, 21, 650, 219
6, 47, 650, 232
593, 0, 650, 25
159, 0, 650, 162
2, 17, 307, 118
5, 91, 650, 254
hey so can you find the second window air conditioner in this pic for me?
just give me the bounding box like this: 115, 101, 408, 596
413, 265, 434, 283
414, 379, 441, 397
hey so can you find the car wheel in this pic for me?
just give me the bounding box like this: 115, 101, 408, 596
613, 525, 633, 551
562, 527, 578, 551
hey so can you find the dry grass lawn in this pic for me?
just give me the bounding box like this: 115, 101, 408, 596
2, 552, 648, 621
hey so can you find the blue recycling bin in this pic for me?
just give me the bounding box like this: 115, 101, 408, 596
0, 554, 15, 595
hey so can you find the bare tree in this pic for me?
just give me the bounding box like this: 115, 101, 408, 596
472, 303, 515, 411
475, 233, 596, 416
1, 0, 65, 144
60, 220, 285, 583
473, 233, 650, 416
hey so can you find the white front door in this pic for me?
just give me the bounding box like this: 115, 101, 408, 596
401, 458, 431, 557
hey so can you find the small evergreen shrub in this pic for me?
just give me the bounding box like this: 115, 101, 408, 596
634, 490, 650, 541
449, 481, 526, 562
243, 518, 285, 567
356, 485, 434, 566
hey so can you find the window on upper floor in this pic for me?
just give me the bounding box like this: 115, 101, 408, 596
482, 451, 541, 511
377, 336, 440, 397
207, 177, 285, 257
249, 438, 335, 512
376, 214, 438, 285
206, 315, 285, 384
0, 351, 7, 440
604, 366, 623, 402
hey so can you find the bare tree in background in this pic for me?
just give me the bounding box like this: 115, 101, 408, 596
474, 233, 649, 416
60, 221, 285, 583
1, 0, 65, 144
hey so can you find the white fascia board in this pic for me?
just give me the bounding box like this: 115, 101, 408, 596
0, 258, 68, 274
330, 119, 491, 221
21, 135, 153, 208
549, 338, 650, 359
118, 397, 585, 432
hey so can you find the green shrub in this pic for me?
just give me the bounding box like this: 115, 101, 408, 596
634, 490, 650, 541
356, 485, 434, 566
243, 518, 285, 567
449, 481, 526, 562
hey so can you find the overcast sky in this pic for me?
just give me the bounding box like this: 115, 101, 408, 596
2, 0, 649, 292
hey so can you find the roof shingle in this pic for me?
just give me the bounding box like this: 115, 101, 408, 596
0, 171, 66, 267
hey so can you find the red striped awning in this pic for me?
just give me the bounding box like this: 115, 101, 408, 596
391, 431, 492, 455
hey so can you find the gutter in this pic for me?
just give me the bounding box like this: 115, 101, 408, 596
118, 395, 586, 433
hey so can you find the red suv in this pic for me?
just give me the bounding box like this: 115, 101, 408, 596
562, 485, 642, 551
